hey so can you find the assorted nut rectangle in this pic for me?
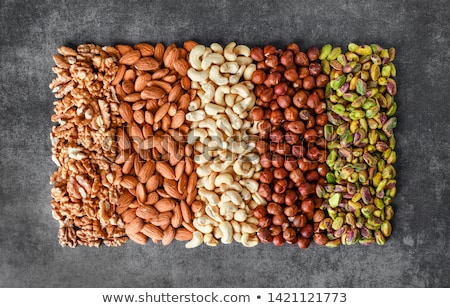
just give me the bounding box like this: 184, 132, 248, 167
49, 41, 397, 249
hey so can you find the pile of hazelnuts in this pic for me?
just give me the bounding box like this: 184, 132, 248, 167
249, 44, 331, 248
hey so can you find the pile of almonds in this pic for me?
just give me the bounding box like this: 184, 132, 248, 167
49, 41, 397, 248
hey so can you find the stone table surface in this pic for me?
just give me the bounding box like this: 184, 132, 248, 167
1, 0, 449, 288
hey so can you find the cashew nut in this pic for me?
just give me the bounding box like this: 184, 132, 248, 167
214, 85, 230, 106
228, 140, 247, 154
219, 221, 233, 244
246, 216, 259, 226
187, 67, 209, 82
240, 188, 252, 202
239, 179, 259, 193
189, 45, 206, 70
236, 56, 253, 66
193, 218, 214, 234
233, 45, 251, 57
188, 97, 201, 112
228, 65, 246, 84
204, 173, 216, 191
231, 220, 241, 233
210, 42, 223, 54
205, 103, 226, 116
233, 232, 242, 243
214, 173, 234, 187
223, 42, 237, 61
225, 107, 243, 130
196, 164, 212, 177
220, 62, 240, 74
230, 83, 250, 98
198, 82, 215, 106
201, 53, 225, 70
222, 190, 243, 206
203, 233, 219, 246
243, 63, 256, 81
224, 93, 237, 107
252, 192, 267, 206
185, 231, 204, 248
209, 65, 229, 85
216, 117, 233, 137
187, 127, 208, 144
233, 160, 254, 178
213, 226, 223, 239
218, 201, 237, 221
241, 233, 258, 247
205, 204, 224, 223
198, 188, 220, 205
234, 209, 247, 222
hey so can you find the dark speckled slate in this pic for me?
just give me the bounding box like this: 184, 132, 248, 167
1, 0, 449, 287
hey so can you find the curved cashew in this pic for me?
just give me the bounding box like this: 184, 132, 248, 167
220, 62, 239, 74
216, 117, 233, 137
233, 232, 242, 243
210, 158, 233, 173
214, 173, 234, 187
213, 226, 223, 239
236, 56, 253, 66
185, 231, 204, 248
209, 65, 229, 86
189, 45, 206, 70
244, 152, 260, 165
203, 233, 219, 246
188, 97, 201, 112
233, 45, 251, 57
230, 83, 250, 98
219, 221, 233, 244
201, 53, 225, 70
224, 93, 237, 107
210, 42, 223, 54
197, 215, 218, 227
233, 160, 254, 178
205, 102, 226, 116
240, 188, 251, 202
232, 94, 256, 114
187, 67, 209, 82
222, 190, 243, 206
193, 218, 214, 234
231, 220, 241, 233
198, 82, 215, 106
218, 201, 237, 221
246, 216, 259, 226
241, 80, 255, 91
205, 204, 224, 223
241, 233, 259, 247
241, 222, 258, 234
234, 209, 247, 222
248, 121, 259, 135
223, 42, 237, 61
229, 140, 247, 154
252, 192, 267, 206
240, 179, 259, 193
214, 85, 230, 106
195, 152, 211, 165
187, 127, 208, 144
198, 188, 220, 205
204, 173, 216, 191
207, 129, 226, 150
247, 200, 258, 210
228, 65, 246, 84
225, 107, 243, 130
243, 64, 256, 81
196, 164, 212, 177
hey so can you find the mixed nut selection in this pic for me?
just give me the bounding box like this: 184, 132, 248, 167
49, 41, 397, 248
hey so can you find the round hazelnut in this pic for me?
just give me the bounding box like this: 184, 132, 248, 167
260, 152, 272, 168
277, 95, 291, 109
271, 193, 285, 204
265, 54, 279, 68
302, 75, 315, 90
294, 52, 309, 66
305, 170, 319, 182
284, 190, 298, 206
313, 233, 328, 246
263, 45, 277, 56
289, 168, 305, 184
283, 156, 298, 171
273, 167, 289, 179
251, 70, 267, 85
269, 129, 284, 143
280, 50, 294, 68
284, 106, 299, 122
308, 62, 322, 76
253, 204, 268, 219
286, 43, 300, 53
315, 113, 328, 126
283, 227, 297, 243
267, 202, 283, 215
313, 209, 325, 223
274, 82, 288, 96
258, 217, 272, 228
292, 144, 306, 158
284, 205, 299, 217
285, 131, 300, 145
257, 227, 273, 244
306, 46, 320, 61
292, 214, 307, 228
272, 234, 284, 246
257, 183, 271, 199
297, 237, 311, 249
250, 47, 264, 62
271, 153, 284, 168
298, 66, 310, 79
284, 67, 298, 82
315, 74, 329, 87
270, 225, 282, 236
288, 121, 305, 134
292, 90, 308, 108
317, 163, 330, 177
260, 170, 274, 184
301, 198, 315, 214
275, 143, 291, 155
273, 179, 288, 194
249, 106, 264, 121
270, 109, 283, 126
300, 223, 313, 238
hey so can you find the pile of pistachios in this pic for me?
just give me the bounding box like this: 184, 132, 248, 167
314, 43, 397, 246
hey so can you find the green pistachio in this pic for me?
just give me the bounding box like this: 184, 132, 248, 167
322, 59, 331, 76
359, 238, 376, 245
325, 239, 341, 248
343, 92, 358, 102
389, 47, 396, 61
387, 150, 397, 164
374, 197, 385, 210
378, 76, 388, 86
330, 59, 343, 71
330, 75, 346, 90
381, 220, 392, 237
382, 165, 396, 179
356, 216, 365, 228
337, 54, 348, 66
385, 205, 394, 220
356, 78, 367, 95
380, 49, 389, 60
345, 212, 357, 227
331, 103, 346, 116
383, 196, 393, 206
373, 209, 383, 218
329, 192, 342, 208
381, 65, 391, 77
327, 47, 342, 61
326, 172, 336, 184
332, 216, 344, 230
319, 44, 333, 60
356, 45, 373, 56
365, 105, 380, 119
348, 42, 358, 52
349, 109, 365, 120
370, 63, 380, 81
389, 62, 396, 77
362, 98, 377, 110
387, 102, 397, 116
386, 78, 397, 95
374, 230, 386, 245
376, 178, 387, 193
370, 44, 383, 54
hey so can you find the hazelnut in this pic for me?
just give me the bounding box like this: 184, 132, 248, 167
284, 106, 299, 122
265, 72, 281, 86
298, 66, 310, 79
249, 106, 264, 121
251, 70, 267, 85
257, 120, 271, 136
250, 47, 264, 62
288, 121, 305, 134
284, 205, 299, 217
273, 179, 288, 194
317, 163, 330, 177
256, 140, 270, 154
315, 74, 329, 87
277, 95, 291, 109
283, 227, 297, 242
267, 202, 283, 215
285, 131, 300, 145
315, 113, 328, 126
302, 75, 315, 90
272, 234, 284, 246
298, 182, 316, 198
305, 170, 320, 182
274, 82, 288, 96
306, 92, 319, 109
294, 52, 309, 66
270, 109, 283, 126
314, 102, 327, 115
297, 237, 311, 249
257, 227, 273, 244
301, 198, 315, 214
308, 62, 322, 76
306, 46, 320, 61
260, 152, 272, 168
313, 233, 329, 246
260, 87, 274, 103
265, 54, 279, 68
275, 143, 291, 155
304, 128, 317, 142
269, 129, 284, 143
292, 90, 308, 108
271, 193, 285, 204
258, 217, 272, 228
286, 43, 300, 54
263, 45, 277, 56
271, 153, 284, 168
284, 190, 298, 206
253, 205, 268, 218
283, 156, 298, 171
292, 144, 306, 158
300, 223, 313, 238
284, 67, 299, 82
292, 214, 307, 228
270, 225, 282, 236
273, 167, 289, 179
289, 168, 305, 184
280, 50, 294, 68
260, 170, 274, 184
257, 183, 271, 199
313, 209, 325, 222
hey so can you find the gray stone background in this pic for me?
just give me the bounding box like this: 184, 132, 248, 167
1, 0, 449, 288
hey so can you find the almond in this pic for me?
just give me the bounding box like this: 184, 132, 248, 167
138, 160, 155, 183
183, 40, 198, 52
134, 43, 154, 57
163, 44, 178, 69
121, 208, 137, 224
154, 43, 165, 62
174, 161, 185, 180
154, 103, 170, 123
180, 200, 192, 223
168, 82, 182, 102
141, 86, 166, 100
119, 49, 141, 65
145, 191, 160, 205
187, 169, 198, 194
103, 46, 121, 59
122, 152, 136, 175
177, 173, 188, 195
146, 80, 172, 93
141, 135, 161, 150
136, 205, 158, 220
116, 44, 133, 56
134, 73, 152, 92
124, 68, 136, 81
133, 110, 145, 124
125, 217, 144, 234
181, 221, 196, 233
186, 189, 197, 206
162, 225, 176, 246
155, 161, 175, 180
122, 80, 135, 94
154, 198, 176, 212
171, 204, 183, 228
117, 128, 131, 150
112, 64, 126, 86
151, 213, 172, 229
175, 228, 193, 241
124, 93, 142, 102
169, 110, 185, 130
128, 232, 147, 245
146, 174, 160, 192
120, 175, 138, 190
117, 191, 134, 207
180, 76, 191, 90
177, 93, 190, 112
115, 84, 126, 101
162, 74, 177, 83
184, 156, 194, 176
136, 182, 146, 203
163, 178, 181, 199
152, 68, 170, 80
134, 57, 159, 71
173, 59, 189, 76
141, 223, 164, 240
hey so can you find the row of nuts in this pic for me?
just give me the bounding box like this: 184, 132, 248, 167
250, 43, 331, 248
112, 41, 200, 245
184, 42, 264, 248
49, 44, 128, 247
315, 43, 397, 246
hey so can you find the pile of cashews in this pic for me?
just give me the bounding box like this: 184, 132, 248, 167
184, 42, 266, 248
